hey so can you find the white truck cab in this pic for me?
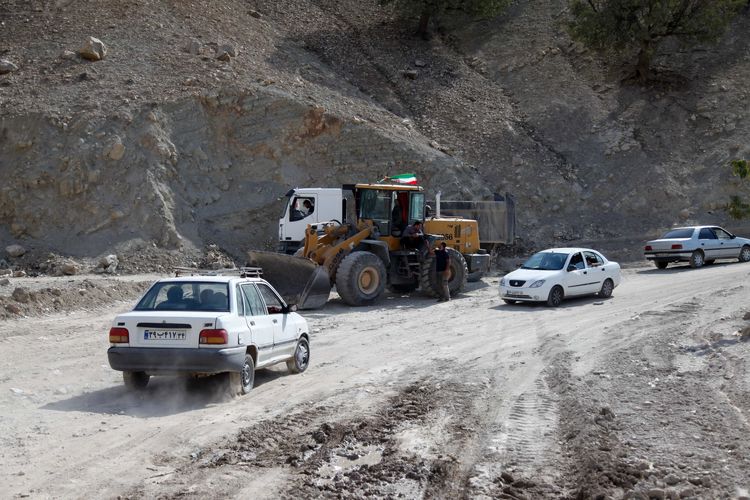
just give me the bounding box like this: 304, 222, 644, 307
278, 188, 347, 254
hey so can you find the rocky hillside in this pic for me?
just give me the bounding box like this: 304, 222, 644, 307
1, 0, 749, 266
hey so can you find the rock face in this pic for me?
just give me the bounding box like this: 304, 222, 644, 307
0, 0, 749, 262
79, 37, 107, 61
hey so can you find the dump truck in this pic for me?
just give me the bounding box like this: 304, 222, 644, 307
248, 183, 493, 309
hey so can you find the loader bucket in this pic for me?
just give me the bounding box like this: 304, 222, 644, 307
246, 251, 331, 309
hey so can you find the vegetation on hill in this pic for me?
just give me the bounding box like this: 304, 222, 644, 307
380, 0, 511, 37
567, 0, 746, 81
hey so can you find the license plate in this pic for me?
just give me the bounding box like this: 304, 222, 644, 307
144, 329, 186, 340
506, 291, 524, 297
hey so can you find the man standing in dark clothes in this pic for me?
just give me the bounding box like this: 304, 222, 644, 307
434, 242, 450, 302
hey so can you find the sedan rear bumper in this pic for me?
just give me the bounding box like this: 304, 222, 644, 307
107, 346, 246, 374
644, 251, 692, 262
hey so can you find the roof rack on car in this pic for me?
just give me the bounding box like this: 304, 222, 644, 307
174, 266, 263, 278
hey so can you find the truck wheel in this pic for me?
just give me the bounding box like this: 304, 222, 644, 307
335, 251, 386, 306
287, 337, 310, 374
740, 245, 750, 263
229, 354, 255, 396
420, 248, 468, 297
654, 261, 668, 270
123, 371, 150, 390
689, 250, 704, 268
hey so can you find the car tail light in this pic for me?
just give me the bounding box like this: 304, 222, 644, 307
644, 245, 652, 251
671, 244, 682, 250
109, 327, 129, 343
199, 329, 228, 344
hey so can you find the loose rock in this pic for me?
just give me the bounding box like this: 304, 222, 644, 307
80, 36, 108, 61
12, 287, 31, 303
6, 244, 26, 257
0, 59, 19, 74
60, 262, 79, 276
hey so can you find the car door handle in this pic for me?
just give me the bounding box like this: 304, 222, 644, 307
273, 319, 278, 324
583, 271, 587, 274
249, 320, 255, 326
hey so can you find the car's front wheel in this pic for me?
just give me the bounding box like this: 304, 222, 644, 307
598, 278, 614, 298
123, 371, 150, 390
740, 245, 750, 263
546, 286, 564, 307
229, 354, 255, 396
287, 337, 310, 374
689, 250, 704, 269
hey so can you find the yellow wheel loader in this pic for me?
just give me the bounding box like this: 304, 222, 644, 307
248, 183, 490, 308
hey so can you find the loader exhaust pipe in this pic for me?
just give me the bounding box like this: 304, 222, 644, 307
246, 251, 331, 309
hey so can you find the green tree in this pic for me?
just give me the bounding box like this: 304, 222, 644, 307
728, 159, 750, 218
568, 0, 744, 81
381, 0, 511, 38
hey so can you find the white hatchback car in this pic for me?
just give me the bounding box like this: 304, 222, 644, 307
499, 248, 621, 307
107, 271, 310, 395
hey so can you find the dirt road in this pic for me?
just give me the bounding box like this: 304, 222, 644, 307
1, 263, 749, 499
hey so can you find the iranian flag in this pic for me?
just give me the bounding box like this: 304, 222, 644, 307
389, 173, 418, 185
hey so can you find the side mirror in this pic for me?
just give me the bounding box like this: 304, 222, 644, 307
567, 265, 577, 272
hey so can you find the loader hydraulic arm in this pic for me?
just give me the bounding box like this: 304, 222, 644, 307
302, 220, 375, 279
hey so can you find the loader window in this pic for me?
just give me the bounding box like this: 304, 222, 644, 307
359, 189, 391, 221
409, 192, 424, 222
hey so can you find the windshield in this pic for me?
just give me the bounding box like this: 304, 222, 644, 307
661, 228, 694, 239
521, 252, 568, 271
135, 281, 230, 312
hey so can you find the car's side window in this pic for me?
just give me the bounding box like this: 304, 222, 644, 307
235, 285, 244, 315
698, 228, 717, 239
584, 251, 603, 267
713, 228, 731, 239
240, 284, 267, 317
569, 253, 585, 270
257, 283, 285, 314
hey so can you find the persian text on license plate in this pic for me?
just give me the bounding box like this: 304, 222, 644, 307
144, 329, 186, 340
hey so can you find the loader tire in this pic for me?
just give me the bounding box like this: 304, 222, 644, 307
335, 251, 386, 306
420, 248, 468, 298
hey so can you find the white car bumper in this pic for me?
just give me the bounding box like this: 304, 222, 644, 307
498, 284, 551, 302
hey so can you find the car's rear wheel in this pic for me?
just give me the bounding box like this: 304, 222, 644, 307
229, 354, 255, 396
123, 371, 150, 390
503, 299, 517, 305
598, 278, 614, 298
689, 250, 704, 268
654, 261, 668, 270
287, 337, 310, 374
740, 245, 750, 263
546, 286, 564, 307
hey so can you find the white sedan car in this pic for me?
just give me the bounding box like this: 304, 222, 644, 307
107, 271, 310, 395
499, 248, 621, 307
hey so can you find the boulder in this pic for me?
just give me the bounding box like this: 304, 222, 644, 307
80, 37, 108, 61
6, 244, 26, 257
108, 142, 125, 160
0, 59, 19, 74
96, 254, 119, 274
60, 262, 79, 275
216, 43, 238, 61
12, 287, 31, 303
0, 278, 9, 286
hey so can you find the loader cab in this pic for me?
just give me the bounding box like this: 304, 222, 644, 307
352, 184, 425, 251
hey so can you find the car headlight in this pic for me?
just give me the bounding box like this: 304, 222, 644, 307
529, 280, 545, 288
499, 278, 506, 286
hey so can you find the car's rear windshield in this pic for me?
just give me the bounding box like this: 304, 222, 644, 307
661, 228, 694, 239
521, 252, 568, 271
134, 281, 230, 312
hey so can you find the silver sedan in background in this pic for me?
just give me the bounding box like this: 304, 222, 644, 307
644, 226, 750, 269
